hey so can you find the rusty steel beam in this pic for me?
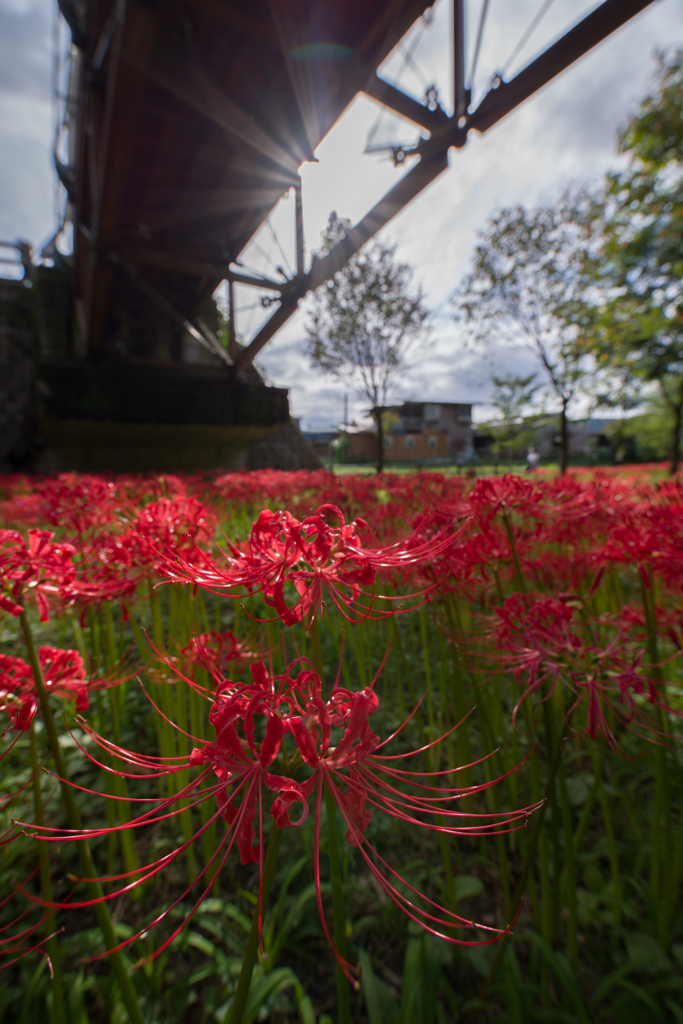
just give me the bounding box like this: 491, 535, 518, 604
233, 149, 449, 371
120, 245, 287, 292
233, 0, 656, 374
294, 178, 304, 277
82, 0, 157, 352
228, 278, 238, 361
110, 252, 233, 365
453, 0, 466, 121
362, 74, 450, 132
136, 45, 304, 180
468, 0, 656, 134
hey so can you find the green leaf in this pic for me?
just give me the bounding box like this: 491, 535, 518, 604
298, 994, 317, 1024
565, 775, 591, 807
501, 946, 530, 1024
454, 875, 484, 901
625, 933, 671, 975
583, 863, 606, 894
187, 931, 217, 957
243, 967, 302, 1024
359, 950, 385, 1024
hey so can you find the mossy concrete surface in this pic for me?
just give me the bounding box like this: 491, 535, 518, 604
36, 419, 321, 473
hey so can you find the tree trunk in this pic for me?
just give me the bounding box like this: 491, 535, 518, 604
670, 396, 682, 475
559, 400, 569, 475
375, 407, 384, 474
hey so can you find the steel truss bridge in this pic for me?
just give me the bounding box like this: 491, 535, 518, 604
57, 0, 655, 373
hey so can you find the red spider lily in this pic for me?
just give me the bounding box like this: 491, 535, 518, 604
213, 469, 342, 517
68, 498, 219, 608
0, 654, 35, 731
598, 507, 683, 592
178, 630, 258, 683
29, 473, 120, 536
134, 497, 216, 555
489, 592, 682, 754
153, 504, 464, 626
23, 658, 533, 974
466, 475, 544, 524
73, 529, 145, 606
436, 523, 514, 593
0, 473, 120, 536
0, 529, 77, 621
0, 647, 119, 731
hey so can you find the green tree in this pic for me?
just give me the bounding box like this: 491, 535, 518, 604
306, 216, 430, 473
604, 395, 675, 464
454, 193, 598, 474
485, 372, 541, 465
582, 51, 683, 473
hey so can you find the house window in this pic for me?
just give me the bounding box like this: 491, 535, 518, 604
456, 405, 471, 423
427, 434, 437, 450
424, 403, 440, 422
404, 435, 415, 450
384, 435, 393, 450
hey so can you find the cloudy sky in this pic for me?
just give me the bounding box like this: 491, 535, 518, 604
2, 0, 682, 428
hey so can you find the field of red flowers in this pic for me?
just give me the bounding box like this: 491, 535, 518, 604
1, 466, 682, 1024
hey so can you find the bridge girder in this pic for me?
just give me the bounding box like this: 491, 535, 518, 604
69, 0, 656, 370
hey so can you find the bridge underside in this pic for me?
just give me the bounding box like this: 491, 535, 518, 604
26, 0, 655, 472
69, 0, 433, 363
66, 0, 656, 370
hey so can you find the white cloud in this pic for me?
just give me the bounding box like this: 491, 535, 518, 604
0, 93, 53, 244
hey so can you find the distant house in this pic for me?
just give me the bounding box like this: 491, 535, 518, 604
342, 402, 473, 463
473, 416, 617, 463
535, 417, 614, 459
301, 429, 337, 462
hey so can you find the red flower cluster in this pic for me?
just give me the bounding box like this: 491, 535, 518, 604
30, 659, 532, 974
0, 647, 89, 731
490, 592, 680, 753
176, 630, 257, 689
0, 529, 77, 621
155, 504, 462, 626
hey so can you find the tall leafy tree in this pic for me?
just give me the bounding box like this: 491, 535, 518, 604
454, 193, 598, 474
485, 372, 540, 465
306, 216, 430, 472
582, 51, 683, 473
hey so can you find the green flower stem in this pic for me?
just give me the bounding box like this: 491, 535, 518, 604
571, 747, 603, 857
324, 782, 352, 1024
94, 691, 119, 886
391, 617, 423, 741
597, 767, 623, 930
640, 575, 673, 942
107, 689, 141, 893
557, 760, 578, 961
448, 643, 473, 806
501, 507, 526, 594
551, 685, 577, 961
19, 611, 145, 1024
29, 723, 65, 1024
418, 608, 436, 740
310, 616, 324, 694
226, 825, 283, 1024
464, 721, 570, 1024
520, 701, 547, 937
478, 698, 512, 920
309, 617, 352, 1024
541, 697, 561, 945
